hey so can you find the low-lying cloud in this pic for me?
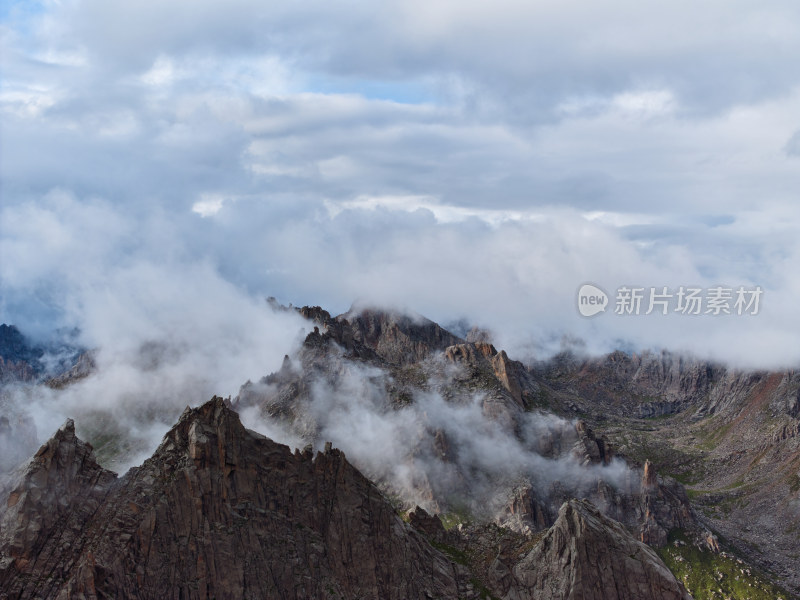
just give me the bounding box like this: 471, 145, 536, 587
0, 199, 310, 469
5, 187, 800, 369
239, 352, 632, 518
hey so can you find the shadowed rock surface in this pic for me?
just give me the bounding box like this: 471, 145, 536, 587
341, 307, 465, 366
0, 325, 42, 383
0, 398, 474, 600
241, 307, 702, 551
5, 305, 798, 598
0, 418, 117, 597
506, 499, 694, 600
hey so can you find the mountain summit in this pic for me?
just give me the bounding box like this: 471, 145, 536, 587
0, 398, 474, 599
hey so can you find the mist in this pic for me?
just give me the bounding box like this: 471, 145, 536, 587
0, 221, 310, 471
4, 190, 800, 373
238, 348, 633, 519
3, 0, 800, 371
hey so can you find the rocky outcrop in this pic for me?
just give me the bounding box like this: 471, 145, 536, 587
491, 350, 527, 407
44, 351, 95, 389
0, 419, 117, 596
298, 309, 382, 363
0, 398, 474, 600
340, 308, 464, 366
506, 499, 693, 600
498, 485, 553, 534
406, 505, 448, 542
597, 460, 694, 548
444, 341, 497, 364
443, 342, 541, 409
499, 457, 695, 549
572, 420, 613, 465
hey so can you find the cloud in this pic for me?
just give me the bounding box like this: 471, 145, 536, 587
0, 190, 311, 470
3, 0, 800, 383
244, 353, 632, 516
24, 0, 796, 117
786, 130, 800, 157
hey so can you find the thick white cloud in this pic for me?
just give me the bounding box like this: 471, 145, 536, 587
1, 0, 800, 373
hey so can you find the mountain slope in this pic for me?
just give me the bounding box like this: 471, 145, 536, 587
508, 499, 693, 600
522, 349, 800, 596
242, 307, 700, 551
0, 398, 474, 599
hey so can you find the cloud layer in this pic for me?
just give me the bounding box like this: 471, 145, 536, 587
2, 0, 800, 373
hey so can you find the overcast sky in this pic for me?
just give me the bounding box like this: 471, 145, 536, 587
2, 0, 800, 370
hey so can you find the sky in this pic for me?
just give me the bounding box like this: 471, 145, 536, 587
2, 0, 800, 372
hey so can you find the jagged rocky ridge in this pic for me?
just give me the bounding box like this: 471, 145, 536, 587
506, 499, 693, 600
0, 397, 694, 600
537, 349, 800, 594
2, 304, 798, 597
0, 398, 474, 599
238, 306, 700, 551
239, 304, 798, 596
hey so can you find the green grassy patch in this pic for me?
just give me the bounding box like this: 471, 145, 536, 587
468, 577, 501, 600
686, 484, 753, 518
430, 537, 500, 599
672, 469, 704, 486
429, 540, 469, 566
439, 506, 473, 531
695, 419, 734, 452
658, 529, 793, 600
430, 540, 501, 600
644, 411, 676, 421
788, 473, 800, 495
524, 386, 553, 411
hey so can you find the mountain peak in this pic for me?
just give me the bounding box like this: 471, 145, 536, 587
1, 398, 473, 598
0, 415, 116, 587
510, 498, 693, 600
336, 306, 464, 365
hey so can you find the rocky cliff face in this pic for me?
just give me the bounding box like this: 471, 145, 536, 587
0, 419, 117, 597
6, 305, 795, 598
0, 398, 475, 600
0, 397, 695, 600
341, 307, 464, 366
443, 341, 541, 410
239, 308, 701, 556
498, 457, 695, 549
534, 349, 722, 418
506, 499, 693, 600
0, 325, 43, 383
532, 346, 800, 595
292, 305, 464, 367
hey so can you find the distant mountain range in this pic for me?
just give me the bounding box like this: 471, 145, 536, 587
0, 305, 797, 599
